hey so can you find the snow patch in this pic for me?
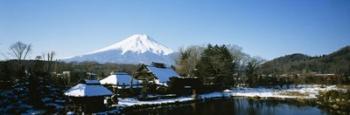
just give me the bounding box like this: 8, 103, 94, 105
115, 85, 341, 107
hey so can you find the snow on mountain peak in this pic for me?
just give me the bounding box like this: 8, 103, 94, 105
64, 34, 175, 64
90, 34, 173, 55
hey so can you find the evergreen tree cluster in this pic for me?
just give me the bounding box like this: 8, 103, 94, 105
176, 44, 241, 89
195, 44, 235, 88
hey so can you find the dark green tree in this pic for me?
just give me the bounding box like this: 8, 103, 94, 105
196, 44, 235, 89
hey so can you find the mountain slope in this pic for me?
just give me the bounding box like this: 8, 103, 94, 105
64, 34, 175, 64
261, 46, 350, 74
88, 34, 173, 55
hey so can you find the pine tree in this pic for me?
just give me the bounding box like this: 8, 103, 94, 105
196, 44, 235, 89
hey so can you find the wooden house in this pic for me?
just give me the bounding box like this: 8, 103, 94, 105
64, 80, 113, 113
135, 62, 179, 86
100, 72, 141, 89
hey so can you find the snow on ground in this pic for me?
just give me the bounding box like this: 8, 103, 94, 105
116, 85, 341, 107
117, 92, 231, 107
228, 85, 338, 99
118, 97, 193, 106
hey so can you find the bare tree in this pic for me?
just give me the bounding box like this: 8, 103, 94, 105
47, 51, 55, 62
176, 45, 204, 77
46, 51, 56, 72
9, 41, 32, 61
245, 56, 265, 87
6, 42, 32, 79
1, 51, 9, 60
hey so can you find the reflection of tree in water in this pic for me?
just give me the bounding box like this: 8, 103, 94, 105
191, 102, 196, 114
194, 99, 235, 115
122, 97, 326, 115
247, 98, 258, 115
263, 98, 280, 115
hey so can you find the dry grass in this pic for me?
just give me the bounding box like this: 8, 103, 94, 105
335, 85, 350, 89
279, 91, 309, 97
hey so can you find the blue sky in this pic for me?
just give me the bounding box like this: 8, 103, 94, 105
0, 0, 349, 60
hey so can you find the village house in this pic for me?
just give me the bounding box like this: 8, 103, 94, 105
64, 80, 113, 113
135, 62, 179, 86
100, 72, 141, 89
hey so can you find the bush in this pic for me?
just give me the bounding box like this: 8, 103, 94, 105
317, 90, 350, 112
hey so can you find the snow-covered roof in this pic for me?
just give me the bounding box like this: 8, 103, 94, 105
146, 66, 179, 83
100, 72, 140, 86
64, 80, 112, 97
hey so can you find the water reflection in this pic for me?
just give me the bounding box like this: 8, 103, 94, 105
122, 97, 328, 115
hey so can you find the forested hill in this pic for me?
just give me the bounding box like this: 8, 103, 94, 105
261, 46, 350, 75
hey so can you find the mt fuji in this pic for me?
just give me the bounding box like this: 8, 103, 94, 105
64, 34, 175, 65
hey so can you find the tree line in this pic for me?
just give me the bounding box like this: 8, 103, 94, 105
174, 44, 264, 89
1, 41, 349, 91
175, 45, 350, 88
260, 46, 350, 85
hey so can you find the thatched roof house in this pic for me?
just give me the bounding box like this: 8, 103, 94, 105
100, 72, 141, 88
64, 80, 112, 97
135, 62, 179, 86
64, 80, 113, 113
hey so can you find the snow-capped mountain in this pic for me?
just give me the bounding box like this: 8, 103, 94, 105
64, 34, 175, 65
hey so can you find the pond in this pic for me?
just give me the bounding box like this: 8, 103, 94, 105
121, 97, 330, 115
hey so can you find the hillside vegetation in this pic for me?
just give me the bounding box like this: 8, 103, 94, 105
261, 46, 350, 75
